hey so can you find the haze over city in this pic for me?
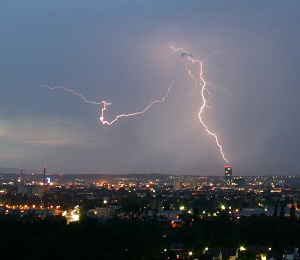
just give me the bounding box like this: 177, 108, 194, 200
1, 1, 300, 175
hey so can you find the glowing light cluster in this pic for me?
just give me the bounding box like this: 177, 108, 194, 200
170, 46, 229, 163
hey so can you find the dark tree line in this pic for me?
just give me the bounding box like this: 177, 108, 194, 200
0, 212, 300, 259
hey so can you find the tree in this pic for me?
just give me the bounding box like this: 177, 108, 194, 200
273, 200, 278, 218
290, 204, 297, 220
279, 205, 285, 218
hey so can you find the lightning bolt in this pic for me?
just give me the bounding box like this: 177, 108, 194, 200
170, 46, 229, 163
36, 83, 172, 125
100, 85, 172, 125
37, 84, 103, 105
37, 45, 229, 164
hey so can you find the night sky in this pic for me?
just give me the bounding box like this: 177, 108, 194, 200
1, 1, 300, 175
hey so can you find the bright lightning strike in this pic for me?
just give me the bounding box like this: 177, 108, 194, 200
37, 84, 103, 105
100, 85, 171, 125
36, 83, 172, 125
37, 45, 229, 164
170, 46, 229, 163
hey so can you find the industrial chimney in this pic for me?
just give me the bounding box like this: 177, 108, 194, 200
43, 165, 46, 185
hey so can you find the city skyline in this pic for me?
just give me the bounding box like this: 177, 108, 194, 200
1, 1, 300, 175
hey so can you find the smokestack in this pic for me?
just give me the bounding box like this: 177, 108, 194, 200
43, 165, 46, 185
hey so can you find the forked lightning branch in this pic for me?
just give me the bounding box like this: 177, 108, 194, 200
38, 45, 230, 164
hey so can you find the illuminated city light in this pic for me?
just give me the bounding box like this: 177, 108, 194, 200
64, 205, 80, 224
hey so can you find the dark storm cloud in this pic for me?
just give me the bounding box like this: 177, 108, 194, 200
181, 52, 194, 58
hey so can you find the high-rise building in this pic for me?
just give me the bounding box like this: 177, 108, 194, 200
189, 177, 197, 189
224, 165, 232, 186
18, 167, 25, 196
173, 180, 183, 191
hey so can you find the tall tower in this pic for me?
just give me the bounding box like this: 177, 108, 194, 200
224, 165, 232, 187
43, 165, 46, 185
18, 167, 25, 196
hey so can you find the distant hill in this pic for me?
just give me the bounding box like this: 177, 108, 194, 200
0, 167, 19, 174
0, 167, 41, 174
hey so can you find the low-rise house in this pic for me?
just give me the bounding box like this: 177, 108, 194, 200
170, 243, 184, 251
170, 218, 184, 227
88, 205, 120, 218
157, 210, 180, 220
247, 245, 270, 260
283, 247, 299, 260
221, 248, 239, 260
205, 248, 222, 260
201, 248, 237, 260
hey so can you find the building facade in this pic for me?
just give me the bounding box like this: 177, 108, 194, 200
225, 165, 232, 186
